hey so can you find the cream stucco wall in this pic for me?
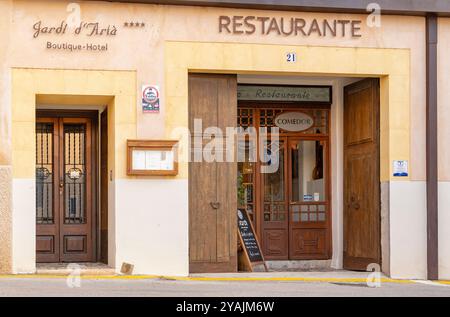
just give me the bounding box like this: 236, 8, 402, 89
0, 0, 447, 278
0, 0, 426, 179
437, 17, 450, 280
0, 0, 13, 274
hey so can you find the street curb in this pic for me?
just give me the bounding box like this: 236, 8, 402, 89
0, 274, 422, 284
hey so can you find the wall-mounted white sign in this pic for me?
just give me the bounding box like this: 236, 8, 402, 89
274, 112, 314, 132
393, 160, 408, 177
142, 85, 160, 113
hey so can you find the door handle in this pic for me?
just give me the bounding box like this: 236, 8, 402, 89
349, 196, 360, 210
210, 202, 220, 209
59, 177, 64, 195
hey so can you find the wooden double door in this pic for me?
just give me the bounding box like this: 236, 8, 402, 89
187, 74, 380, 272
36, 113, 97, 263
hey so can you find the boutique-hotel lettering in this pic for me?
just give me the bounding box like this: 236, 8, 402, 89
0, 0, 449, 281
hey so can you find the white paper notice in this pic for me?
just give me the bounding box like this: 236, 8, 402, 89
132, 150, 146, 170
133, 149, 174, 170
160, 151, 174, 170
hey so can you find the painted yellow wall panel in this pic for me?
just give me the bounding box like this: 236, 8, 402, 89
11, 96, 35, 123
12, 150, 35, 179
114, 123, 136, 151
165, 41, 410, 181
192, 43, 226, 70
165, 67, 188, 98
33, 72, 66, 93
107, 99, 116, 182
223, 45, 253, 70
388, 76, 410, 103
114, 95, 137, 124
114, 123, 136, 178
113, 74, 137, 96
11, 122, 34, 152
10, 44, 410, 182
11, 69, 136, 180
390, 101, 411, 130
165, 96, 188, 135
36, 95, 114, 106
390, 130, 411, 167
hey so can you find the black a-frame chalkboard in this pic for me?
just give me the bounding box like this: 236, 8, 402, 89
237, 209, 267, 272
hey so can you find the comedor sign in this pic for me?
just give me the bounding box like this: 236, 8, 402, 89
274, 112, 314, 132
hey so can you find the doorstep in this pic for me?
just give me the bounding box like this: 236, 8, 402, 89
187, 270, 390, 282
36, 263, 115, 276
189, 270, 374, 278
265, 260, 333, 271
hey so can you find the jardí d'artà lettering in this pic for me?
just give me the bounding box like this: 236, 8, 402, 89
33, 20, 118, 38
31, 20, 126, 52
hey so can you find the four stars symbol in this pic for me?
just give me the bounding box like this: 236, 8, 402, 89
124, 21, 145, 27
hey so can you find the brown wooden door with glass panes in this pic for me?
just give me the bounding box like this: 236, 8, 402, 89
36, 116, 94, 262
237, 106, 331, 260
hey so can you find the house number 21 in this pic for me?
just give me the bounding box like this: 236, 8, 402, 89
286, 52, 297, 63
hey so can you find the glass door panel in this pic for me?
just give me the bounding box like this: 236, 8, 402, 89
263, 140, 287, 222
288, 138, 329, 260
260, 138, 289, 259
63, 124, 87, 224
237, 139, 256, 223
36, 122, 55, 225
290, 139, 327, 224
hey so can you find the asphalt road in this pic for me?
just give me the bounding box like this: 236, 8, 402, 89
0, 277, 449, 297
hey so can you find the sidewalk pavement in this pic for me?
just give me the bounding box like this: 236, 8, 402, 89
0, 270, 449, 285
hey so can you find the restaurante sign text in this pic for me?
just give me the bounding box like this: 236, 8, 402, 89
219, 16, 362, 37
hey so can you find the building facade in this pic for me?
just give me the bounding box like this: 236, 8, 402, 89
0, 0, 449, 280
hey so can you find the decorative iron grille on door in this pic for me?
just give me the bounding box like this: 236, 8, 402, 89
63, 124, 86, 224
36, 123, 54, 224
35, 115, 95, 263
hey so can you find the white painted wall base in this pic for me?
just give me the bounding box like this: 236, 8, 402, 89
12, 178, 36, 274
11, 177, 189, 276
8, 165, 441, 279
438, 181, 450, 280
389, 181, 427, 279
380, 182, 390, 276
114, 179, 189, 276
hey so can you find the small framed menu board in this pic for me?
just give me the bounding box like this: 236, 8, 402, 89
127, 140, 178, 176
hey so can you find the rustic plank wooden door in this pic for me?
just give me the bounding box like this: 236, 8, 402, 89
36, 115, 96, 262
343, 78, 381, 270
188, 74, 237, 273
